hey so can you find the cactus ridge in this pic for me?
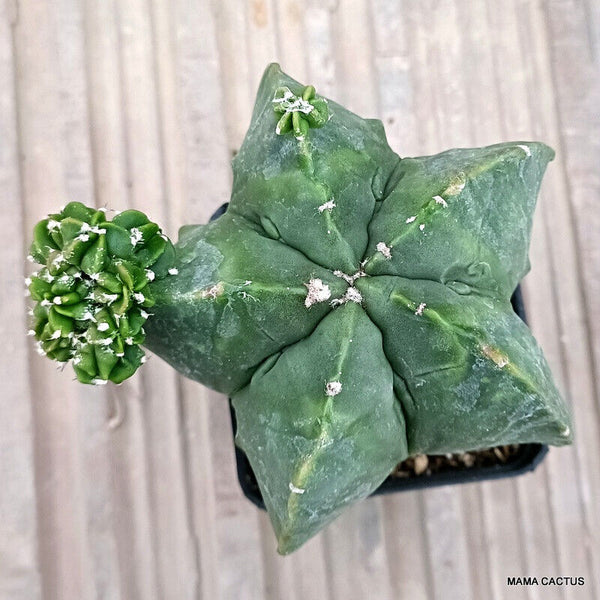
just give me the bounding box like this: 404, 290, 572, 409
26, 202, 176, 384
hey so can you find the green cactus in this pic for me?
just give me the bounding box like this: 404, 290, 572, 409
27, 64, 572, 554
26, 202, 176, 384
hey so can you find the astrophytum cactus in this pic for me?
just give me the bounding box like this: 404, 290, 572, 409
27, 203, 177, 383
27, 64, 572, 554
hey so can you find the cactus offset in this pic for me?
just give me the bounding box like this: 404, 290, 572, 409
27, 64, 572, 553
27, 202, 176, 384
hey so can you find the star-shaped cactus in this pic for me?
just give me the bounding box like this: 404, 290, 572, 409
141, 65, 572, 553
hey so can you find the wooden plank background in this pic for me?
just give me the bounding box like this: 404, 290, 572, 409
1, 1, 598, 598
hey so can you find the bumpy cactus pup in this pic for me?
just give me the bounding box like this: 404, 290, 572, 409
27, 64, 572, 555
26, 202, 176, 384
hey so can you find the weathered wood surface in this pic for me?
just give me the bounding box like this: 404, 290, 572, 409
1, 1, 598, 598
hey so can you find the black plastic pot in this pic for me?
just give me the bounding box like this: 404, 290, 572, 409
209, 203, 549, 510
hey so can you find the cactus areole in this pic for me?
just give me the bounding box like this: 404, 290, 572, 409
27, 64, 572, 554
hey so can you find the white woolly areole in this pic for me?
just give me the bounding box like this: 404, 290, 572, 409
289, 482, 305, 494
47, 219, 61, 231
376, 242, 392, 259
145, 269, 156, 281
304, 278, 331, 308
433, 195, 448, 208
333, 270, 365, 285
318, 200, 336, 213
517, 144, 531, 156
130, 228, 143, 246
344, 287, 362, 304
419, 224, 425, 231
325, 381, 342, 397
51, 254, 65, 267
168, 267, 179, 275
415, 302, 427, 316
406, 216, 416, 223
97, 322, 109, 332
331, 286, 363, 307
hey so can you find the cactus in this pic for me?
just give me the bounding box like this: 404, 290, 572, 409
27, 64, 572, 554
26, 203, 176, 384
